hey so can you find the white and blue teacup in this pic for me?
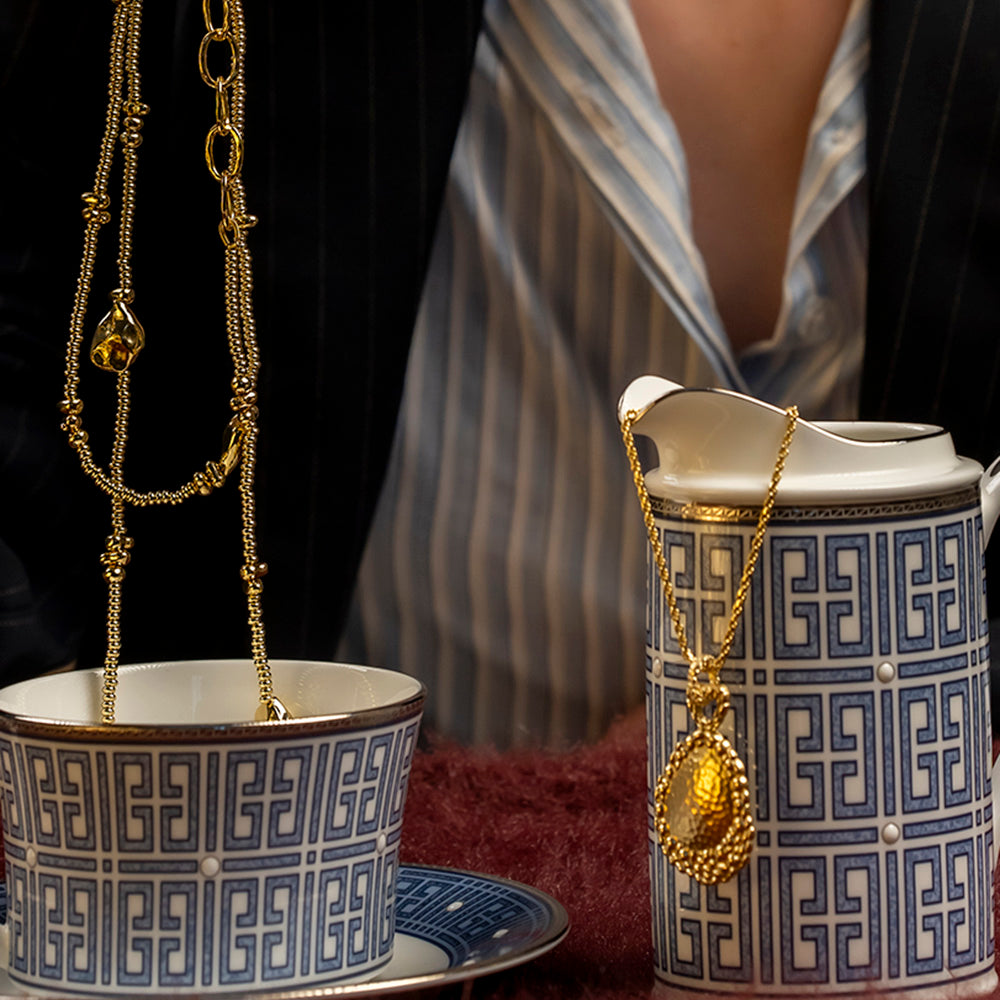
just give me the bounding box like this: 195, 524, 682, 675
0, 659, 424, 995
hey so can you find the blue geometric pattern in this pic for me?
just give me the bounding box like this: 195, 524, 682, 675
645, 498, 996, 993
0, 717, 420, 992
394, 867, 557, 965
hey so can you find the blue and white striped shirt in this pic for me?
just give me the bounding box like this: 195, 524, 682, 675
340, 0, 869, 746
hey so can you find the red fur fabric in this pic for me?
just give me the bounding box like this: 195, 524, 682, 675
402, 717, 1000, 999
401, 709, 654, 998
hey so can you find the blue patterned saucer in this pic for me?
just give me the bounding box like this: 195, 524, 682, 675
0, 865, 569, 997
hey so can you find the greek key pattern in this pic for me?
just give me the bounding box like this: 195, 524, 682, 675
646, 511, 988, 665
0, 720, 419, 991
395, 867, 556, 964
645, 503, 996, 992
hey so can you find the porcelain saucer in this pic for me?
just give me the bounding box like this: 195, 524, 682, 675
0, 865, 569, 997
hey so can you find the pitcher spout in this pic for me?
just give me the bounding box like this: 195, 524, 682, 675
980, 456, 1000, 546
617, 375, 684, 425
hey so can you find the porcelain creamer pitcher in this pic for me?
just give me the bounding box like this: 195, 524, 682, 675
619, 376, 1000, 997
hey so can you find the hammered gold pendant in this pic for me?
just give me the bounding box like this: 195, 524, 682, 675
654, 731, 754, 883
90, 300, 145, 372
654, 661, 755, 884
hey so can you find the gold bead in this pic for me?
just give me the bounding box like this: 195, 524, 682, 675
80, 191, 109, 210
80, 191, 111, 224
68, 429, 89, 448
120, 131, 142, 149
230, 389, 258, 411
240, 560, 268, 594
100, 544, 131, 568
204, 461, 225, 488
91, 300, 145, 372
81, 206, 111, 225
240, 562, 265, 581
58, 398, 84, 415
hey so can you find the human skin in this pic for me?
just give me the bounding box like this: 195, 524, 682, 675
629, 0, 854, 352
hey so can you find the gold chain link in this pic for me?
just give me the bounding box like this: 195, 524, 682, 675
60, 0, 281, 723
620, 405, 797, 675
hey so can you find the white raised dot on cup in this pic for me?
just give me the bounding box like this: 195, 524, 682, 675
446, 900, 464, 912
376, 833, 387, 854
492, 928, 508, 939
882, 823, 901, 844
26, 847, 37, 869
652, 658, 662, 678
200, 855, 221, 877
877, 661, 896, 683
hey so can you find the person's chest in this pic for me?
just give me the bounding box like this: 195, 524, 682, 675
628, 0, 854, 351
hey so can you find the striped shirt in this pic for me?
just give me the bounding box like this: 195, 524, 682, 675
339, 0, 870, 746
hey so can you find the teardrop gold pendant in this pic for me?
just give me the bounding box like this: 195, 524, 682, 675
653, 657, 755, 884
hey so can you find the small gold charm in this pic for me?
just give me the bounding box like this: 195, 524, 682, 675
91, 300, 145, 372
219, 418, 243, 476
653, 657, 755, 884
255, 696, 292, 721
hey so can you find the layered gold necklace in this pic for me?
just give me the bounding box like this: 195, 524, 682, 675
58, 0, 285, 724
622, 404, 797, 884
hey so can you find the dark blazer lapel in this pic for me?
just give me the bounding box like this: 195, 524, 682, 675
863, 0, 1000, 464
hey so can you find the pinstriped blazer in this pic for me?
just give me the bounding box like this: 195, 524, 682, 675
1, 2, 999, 692
864, 0, 1000, 458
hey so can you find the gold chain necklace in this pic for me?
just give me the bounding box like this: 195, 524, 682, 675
621, 403, 797, 884
59, 0, 286, 724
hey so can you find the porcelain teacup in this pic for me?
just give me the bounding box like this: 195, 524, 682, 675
0, 659, 424, 995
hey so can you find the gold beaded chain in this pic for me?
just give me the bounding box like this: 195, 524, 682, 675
59, 0, 286, 724
621, 404, 797, 884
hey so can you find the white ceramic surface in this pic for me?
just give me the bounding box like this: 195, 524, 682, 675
0, 659, 422, 729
